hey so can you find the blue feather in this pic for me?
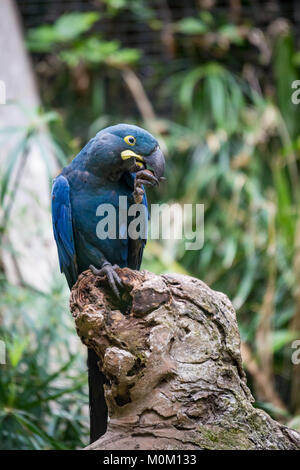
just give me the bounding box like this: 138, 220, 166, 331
51, 175, 78, 288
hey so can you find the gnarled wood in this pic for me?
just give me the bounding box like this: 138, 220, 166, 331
70, 268, 300, 450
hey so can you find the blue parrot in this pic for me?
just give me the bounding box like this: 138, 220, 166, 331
51, 123, 165, 443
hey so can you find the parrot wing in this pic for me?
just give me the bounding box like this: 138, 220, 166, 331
51, 175, 78, 288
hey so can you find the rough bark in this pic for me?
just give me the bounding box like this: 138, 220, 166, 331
70, 268, 300, 450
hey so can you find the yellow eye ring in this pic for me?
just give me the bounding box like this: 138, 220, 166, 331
124, 135, 136, 146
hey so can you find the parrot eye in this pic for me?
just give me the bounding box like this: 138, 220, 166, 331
124, 135, 136, 146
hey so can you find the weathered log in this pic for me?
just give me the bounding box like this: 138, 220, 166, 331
70, 268, 300, 450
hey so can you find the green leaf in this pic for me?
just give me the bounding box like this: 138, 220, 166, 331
55, 12, 101, 41
26, 12, 101, 52
254, 401, 289, 418
50, 140, 68, 167
13, 410, 67, 450
60, 38, 120, 66
26, 25, 60, 52
233, 256, 257, 309
179, 66, 205, 109
272, 330, 299, 352
218, 24, 244, 45
177, 18, 208, 35
108, 48, 141, 65
0, 134, 28, 205
7, 335, 29, 368
206, 74, 226, 127
26, 380, 86, 410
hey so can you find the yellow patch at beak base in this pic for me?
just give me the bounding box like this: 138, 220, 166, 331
121, 150, 144, 162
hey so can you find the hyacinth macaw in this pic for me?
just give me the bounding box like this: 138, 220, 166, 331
51, 124, 165, 443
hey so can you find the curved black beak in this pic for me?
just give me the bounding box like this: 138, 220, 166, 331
145, 146, 165, 179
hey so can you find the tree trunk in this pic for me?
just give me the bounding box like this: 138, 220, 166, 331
0, 0, 58, 291
70, 268, 300, 450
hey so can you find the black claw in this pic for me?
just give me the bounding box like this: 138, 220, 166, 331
90, 263, 122, 299
136, 170, 159, 186
137, 179, 157, 187
114, 273, 123, 287
107, 271, 120, 298
89, 264, 101, 275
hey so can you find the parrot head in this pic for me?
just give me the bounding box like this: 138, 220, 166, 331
84, 123, 165, 180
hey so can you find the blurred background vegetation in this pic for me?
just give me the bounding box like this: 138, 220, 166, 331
1, 0, 300, 449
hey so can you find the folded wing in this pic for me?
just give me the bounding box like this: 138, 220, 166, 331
51, 175, 78, 288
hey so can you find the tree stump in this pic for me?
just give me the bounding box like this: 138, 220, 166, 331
70, 268, 300, 450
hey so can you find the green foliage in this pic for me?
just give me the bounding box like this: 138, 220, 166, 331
177, 17, 208, 35
60, 38, 140, 67
0, 111, 85, 449
177, 13, 244, 46
274, 33, 300, 138
26, 11, 140, 68
0, 107, 66, 243
27, 12, 101, 52
0, 278, 88, 449
178, 62, 245, 133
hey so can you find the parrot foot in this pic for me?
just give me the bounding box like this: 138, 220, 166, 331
133, 169, 159, 203
89, 263, 122, 298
